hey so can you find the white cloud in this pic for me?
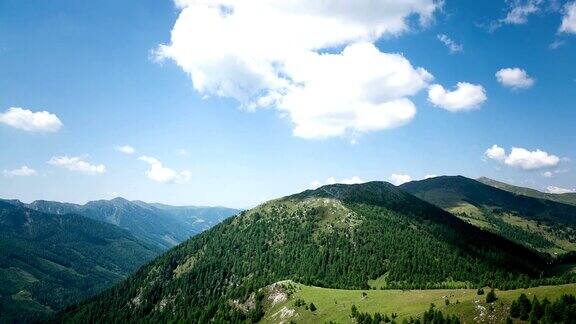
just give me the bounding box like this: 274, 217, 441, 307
560, 1, 576, 33
0, 107, 62, 133
312, 176, 365, 188
423, 174, 438, 179
2, 166, 37, 177
390, 173, 412, 186
155, 0, 441, 139
505, 147, 560, 170
114, 145, 136, 155
177, 148, 189, 156
546, 186, 576, 194
485, 144, 507, 161
502, 0, 542, 24
139, 156, 191, 184
437, 34, 463, 53
496, 68, 535, 89
311, 176, 365, 189
484, 145, 560, 170
428, 82, 487, 112
542, 171, 553, 178
48, 156, 106, 174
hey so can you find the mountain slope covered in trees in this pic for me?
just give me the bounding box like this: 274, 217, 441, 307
400, 176, 576, 255
1, 198, 240, 250
59, 181, 549, 323
0, 201, 160, 322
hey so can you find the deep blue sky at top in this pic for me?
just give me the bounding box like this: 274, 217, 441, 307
0, 0, 574, 208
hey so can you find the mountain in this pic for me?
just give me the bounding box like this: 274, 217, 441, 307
150, 203, 239, 232
0, 201, 160, 322
400, 176, 576, 255
478, 176, 576, 206
4, 198, 240, 250
59, 182, 547, 323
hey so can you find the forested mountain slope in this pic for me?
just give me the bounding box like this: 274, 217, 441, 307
0, 201, 160, 322
1, 198, 239, 250
478, 176, 576, 206
400, 176, 576, 255
59, 182, 547, 323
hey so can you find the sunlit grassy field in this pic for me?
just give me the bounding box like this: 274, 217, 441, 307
262, 282, 576, 323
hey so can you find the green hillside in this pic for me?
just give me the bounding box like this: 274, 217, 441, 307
59, 182, 550, 323
478, 177, 576, 206
0, 201, 160, 322
260, 281, 576, 323
400, 176, 576, 255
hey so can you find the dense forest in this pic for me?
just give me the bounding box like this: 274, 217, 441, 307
508, 293, 576, 323
0, 201, 160, 322
58, 182, 564, 323
350, 304, 461, 324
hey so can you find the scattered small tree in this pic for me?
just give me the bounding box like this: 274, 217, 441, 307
309, 302, 317, 312
486, 289, 497, 303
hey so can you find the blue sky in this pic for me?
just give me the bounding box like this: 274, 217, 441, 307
0, 0, 575, 208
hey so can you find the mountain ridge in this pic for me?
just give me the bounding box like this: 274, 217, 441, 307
0, 201, 161, 322
59, 181, 550, 323
400, 176, 576, 255
1, 197, 240, 250
478, 176, 576, 206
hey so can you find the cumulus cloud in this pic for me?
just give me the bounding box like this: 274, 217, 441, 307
114, 145, 136, 154
496, 68, 535, 89
423, 174, 438, 179
390, 173, 412, 185
48, 156, 106, 174
428, 82, 487, 112
437, 34, 463, 53
2, 166, 37, 177
546, 186, 576, 194
502, 0, 542, 24
155, 0, 441, 139
505, 147, 560, 170
485, 144, 507, 161
560, 1, 576, 33
0, 107, 62, 133
484, 145, 560, 170
542, 171, 553, 178
311, 176, 365, 189
139, 156, 191, 184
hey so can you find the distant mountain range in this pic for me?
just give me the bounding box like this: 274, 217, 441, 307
59, 180, 550, 323
1, 198, 240, 250
5, 177, 576, 323
0, 198, 239, 321
477, 176, 576, 206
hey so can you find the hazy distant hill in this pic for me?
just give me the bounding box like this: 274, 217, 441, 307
150, 203, 238, 232
0, 201, 160, 322
400, 176, 576, 255
3, 198, 240, 250
478, 176, 576, 206
60, 181, 546, 323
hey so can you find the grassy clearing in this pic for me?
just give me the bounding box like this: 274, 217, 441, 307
262, 282, 576, 323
